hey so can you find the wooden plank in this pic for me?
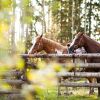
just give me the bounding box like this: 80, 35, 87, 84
57, 72, 100, 78
20, 53, 100, 58
0, 79, 25, 85
0, 90, 20, 94
59, 82, 100, 87
0, 70, 23, 76
60, 63, 100, 68
26, 63, 100, 68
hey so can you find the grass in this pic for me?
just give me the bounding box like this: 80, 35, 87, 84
0, 95, 8, 100
38, 87, 100, 100
0, 87, 100, 100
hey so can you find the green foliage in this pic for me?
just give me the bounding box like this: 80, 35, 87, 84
0, 0, 12, 10
51, 0, 83, 42
51, 1, 61, 16
0, 0, 12, 26
81, 0, 100, 37
23, 0, 31, 6
21, 0, 33, 24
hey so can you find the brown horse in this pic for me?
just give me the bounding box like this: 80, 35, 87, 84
68, 32, 100, 96
28, 35, 67, 54
28, 35, 69, 63
28, 35, 85, 63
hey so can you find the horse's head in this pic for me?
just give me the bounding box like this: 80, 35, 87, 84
28, 35, 43, 54
68, 32, 85, 53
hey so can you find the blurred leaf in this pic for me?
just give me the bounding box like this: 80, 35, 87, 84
21, 84, 34, 100
65, 63, 74, 71
0, 22, 9, 33
0, 0, 12, 10
49, 62, 62, 72
34, 84, 45, 96
0, 83, 11, 91
16, 41, 25, 53
37, 61, 46, 69
21, 0, 31, 7
22, 16, 33, 24
16, 57, 24, 70
0, 65, 8, 75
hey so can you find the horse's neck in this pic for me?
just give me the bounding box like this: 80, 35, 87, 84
84, 35, 100, 53
42, 38, 67, 54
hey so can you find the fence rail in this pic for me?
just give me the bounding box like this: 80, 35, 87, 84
0, 79, 25, 85
0, 70, 23, 77
59, 63, 100, 68
21, 53, 100, 58
59, 82, 100, 87
57, 72, 100, 78
0, 90, 20, 94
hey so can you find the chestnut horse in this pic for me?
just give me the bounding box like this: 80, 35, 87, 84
28, 35, 70, 63
28, 35, 67, 55
69, 32, 100, 96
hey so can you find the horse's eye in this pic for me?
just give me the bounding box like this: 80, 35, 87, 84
76, 38, 79, 41
35, 43, 39, 46
34, 43, 37, 46
74, 45, 77, 48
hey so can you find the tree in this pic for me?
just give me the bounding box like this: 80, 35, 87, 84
51, 0, 83, 42
81, 0, 100, 37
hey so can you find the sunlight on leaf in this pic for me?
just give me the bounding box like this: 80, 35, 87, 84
48, 62, 62, 72
27, 67, 57, 87
22, 84, 35, 100
65, 63, 74, 71
0, 65, 9, 76
0, 83, 11, 91
0, 0, 12, 9
16, 41, 25, 53
0, 22, 9, 33
15, 56, 24, 70
37, 61, 46, 69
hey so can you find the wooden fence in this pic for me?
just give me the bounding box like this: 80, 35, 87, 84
0, 53, 100, 98
21, 53, 100, 96
21, 53, 100, 58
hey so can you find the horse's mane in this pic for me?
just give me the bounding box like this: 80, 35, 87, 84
84, 34, 100, 47
42, 37, 67, 49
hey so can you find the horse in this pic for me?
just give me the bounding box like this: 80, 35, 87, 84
28, 35, 73, 95
68, 32, 100, 96
28, 35, 67, 54
28, 35, 86, 63
28, 35, 70, 63
28, 35, 94, 95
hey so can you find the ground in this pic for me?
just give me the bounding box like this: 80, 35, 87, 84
0, 87, 100, 100
44, 87, 99, 100
37, 87, 100, 100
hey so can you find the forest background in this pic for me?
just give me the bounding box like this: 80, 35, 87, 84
0, 0, 99, 53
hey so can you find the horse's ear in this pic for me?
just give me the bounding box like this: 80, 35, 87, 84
39, 34, 43, 40
40, 34, 43, 38
78, 32, 84, 37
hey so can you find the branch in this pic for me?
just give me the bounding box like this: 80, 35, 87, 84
36, 0, 43, 7
33, 21, 38, 36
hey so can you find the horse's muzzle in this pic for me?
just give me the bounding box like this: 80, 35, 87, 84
68, 47, 74, 53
